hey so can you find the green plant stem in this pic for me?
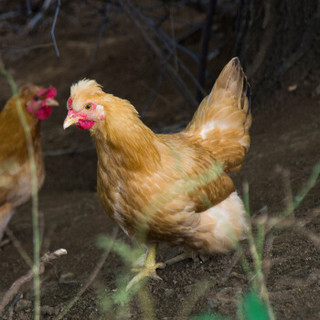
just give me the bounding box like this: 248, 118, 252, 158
138, 286, 155, 320
243, 182, 275, 320
277, 162, 320, 223
0, 68, 41, 320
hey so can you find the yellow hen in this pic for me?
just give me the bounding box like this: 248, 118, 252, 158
63, 57, 251, 288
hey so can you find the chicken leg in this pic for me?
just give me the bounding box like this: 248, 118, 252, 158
126, 244, 165, 290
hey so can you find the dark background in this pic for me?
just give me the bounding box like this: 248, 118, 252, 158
0, 1, 320, 319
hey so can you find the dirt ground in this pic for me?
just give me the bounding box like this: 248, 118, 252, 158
0, 1, 320, 319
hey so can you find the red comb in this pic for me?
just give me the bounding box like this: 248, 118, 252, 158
67, 97, 73, 107
36, 86, 57, 99
36, 88, 47, 97
46, 86, 57, 99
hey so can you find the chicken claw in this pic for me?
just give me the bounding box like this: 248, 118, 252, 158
126, 244, 165, 291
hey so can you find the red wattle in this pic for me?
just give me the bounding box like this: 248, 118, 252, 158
36, 106, 52, 120
76, 120, 95, 130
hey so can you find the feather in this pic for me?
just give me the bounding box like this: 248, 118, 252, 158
185, 57, 252, 172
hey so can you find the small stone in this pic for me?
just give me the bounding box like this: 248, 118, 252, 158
288, 84, 298, 92
59, 272, 76, 284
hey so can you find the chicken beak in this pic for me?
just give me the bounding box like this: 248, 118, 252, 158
63, 115, 78, 129
46, 98, 59, 107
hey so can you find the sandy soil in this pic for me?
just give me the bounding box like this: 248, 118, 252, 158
0, 1, 320, 319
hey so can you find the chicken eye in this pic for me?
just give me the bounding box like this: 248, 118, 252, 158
85, 104, 92, 110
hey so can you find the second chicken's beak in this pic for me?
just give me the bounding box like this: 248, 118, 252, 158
63, 114, 78, 129
46, 98, 59, 107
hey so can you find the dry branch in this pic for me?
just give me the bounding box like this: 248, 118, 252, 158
197, 0, 217, 101
51, 0, 61, 57
135, 7, 206, 97
27, 0, 53, 30
119, 0, 199, 109
0, 43, 54, 53
0, 249, 67, 315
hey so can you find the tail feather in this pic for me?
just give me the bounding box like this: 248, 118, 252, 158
185, 57, 252, 172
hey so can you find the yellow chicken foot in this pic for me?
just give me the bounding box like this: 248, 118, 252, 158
126, 244, 165, 291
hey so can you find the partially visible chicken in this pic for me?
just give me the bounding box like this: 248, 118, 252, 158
0, 84, 58, 241
63, 57, 251, 288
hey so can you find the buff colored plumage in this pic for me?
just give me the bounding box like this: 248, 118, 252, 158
63, 57, 251, 287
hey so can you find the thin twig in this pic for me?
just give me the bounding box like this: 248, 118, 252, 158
51, 0, 61, 57
0, 43, 54, 52
175, 21, 203, 43
221, 250, 243, 283
0, 249, 67, 315
26, 0, 32, 15
197, 0, 217, 101
27, 0, 52, 30
0, 12, 20, 21
54, 228, 118, 320
261, 234, 274, 281
119, 0, 198, 109
5, 228, 33, 268
258, 208, 320, 252
243, 182, 276, 320
267, 162, 320, 231
0, 293, 23, 319
135, 6, 206, 97
1, 65, 41, 320
141, 69, 165, 118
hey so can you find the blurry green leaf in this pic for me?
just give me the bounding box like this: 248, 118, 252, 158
100, 294, 112, 312
243, 292, 269, 320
